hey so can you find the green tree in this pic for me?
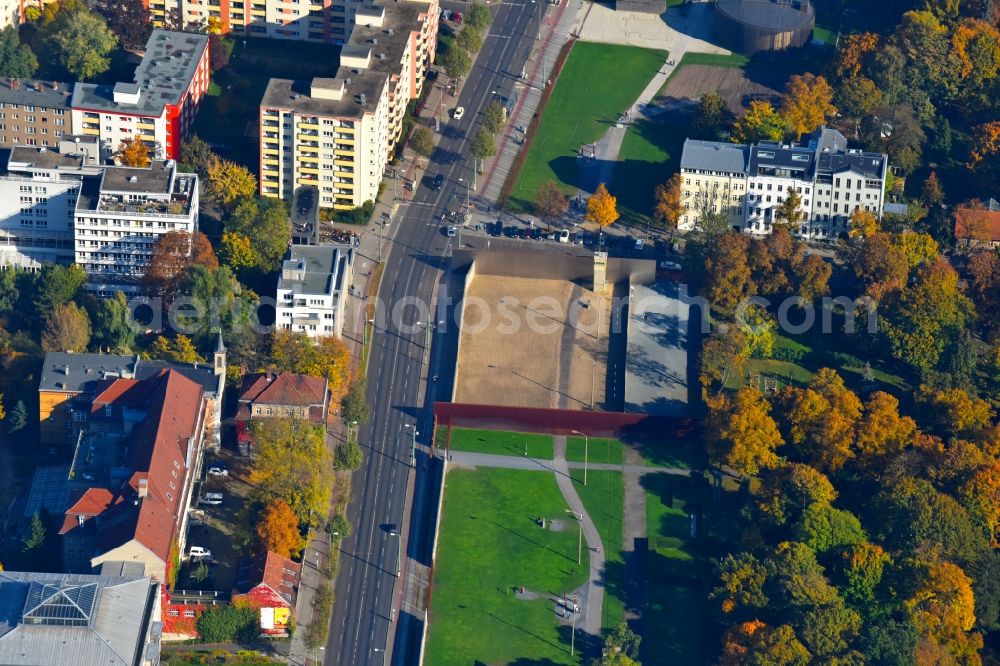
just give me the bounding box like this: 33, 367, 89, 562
0, 267, 18, 318
149, 334, 204, 363
334, 439, 363, 471
464, 2, 491, 32
774, 187, 806, 229
603, 621, 641, 661
42, 302, 91, 352
483, 100, 506, 134
691, 91, 727, 140
195, 605, 258, 643
225, 197, 291, 273
7, 399, 26, 433
840, 543, 890, 612
341, 378, 370, 424
881, 258, 975, 370
470, 127, 497, 161
178, 265, 247, 347
0, 25, 38, 78
206, 158, 257, 211
49, 11, 118, 79
442, 46, 471, 79
85, 292, 136, 353
711, 552, 769, 614
179, 135, 218, 176
794, 504, 866, 553
22, 512, 45, 552
410, 125, 434, 158
755, 464, 837, 527
32, 264, 86, 325
456, 26, 483, 53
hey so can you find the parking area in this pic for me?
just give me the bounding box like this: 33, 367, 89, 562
179, 450, 254, 594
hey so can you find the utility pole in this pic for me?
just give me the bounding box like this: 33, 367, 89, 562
571, 430, 588, 486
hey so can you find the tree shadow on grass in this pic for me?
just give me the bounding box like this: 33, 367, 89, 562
488, 519, 579, 565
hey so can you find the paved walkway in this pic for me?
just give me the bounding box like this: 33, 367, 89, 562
445, 449, 692, 476
479, 0, 590, 203
552, 435, 605, 636
621, 446, 646, 623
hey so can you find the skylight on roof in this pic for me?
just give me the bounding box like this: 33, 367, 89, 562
22, 581, 98, 627
758, 151, 774, 158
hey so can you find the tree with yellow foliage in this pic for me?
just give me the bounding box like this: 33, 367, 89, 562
706, 388, 783, 478
206, 158, 257, 211
115, 136, 150, 168
958, 463, 1000, 547
848, 209, 880, 238
906, 561, 982, 662
730, 100, 784, 144
586, 183, 619, 228
652, 173, 685, 234
780, 73, 837, 139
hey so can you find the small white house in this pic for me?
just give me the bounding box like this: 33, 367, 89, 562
275, 245, 354, 338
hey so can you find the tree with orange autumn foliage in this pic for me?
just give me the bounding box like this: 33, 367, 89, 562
834, 32, 879, 79
968, 120, 1000, 166
906, 561, 983, 662
778, 369, 863, 474
851, 232, 909, 301
720, 620, 810, 666
706, 387, 783, 478
853, 391, 916, 473
704, 232, 752, 312
115, 136, 150, 167
142, 231, 218, 299
255, 499, 303, 559
958, 463, 1000, 547
917, 385, 994, 437
585, 183, 619, 228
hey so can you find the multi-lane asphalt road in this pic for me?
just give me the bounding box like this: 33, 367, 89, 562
325, 4, 542, 664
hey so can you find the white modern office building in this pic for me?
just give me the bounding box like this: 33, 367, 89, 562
275, 244, 354, 338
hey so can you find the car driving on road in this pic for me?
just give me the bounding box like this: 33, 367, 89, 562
432, 173, 444, 190
452, 107, 465, 120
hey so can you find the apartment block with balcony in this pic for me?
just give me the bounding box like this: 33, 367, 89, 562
678, 139, 750, 232
74, 161, 199, 295
680, 128, 888, 240
0, 78, 73, 148
0, 141, 101, 270
258, 0, 438, 209
275, 244, 353, 337
70, 30, 210, 161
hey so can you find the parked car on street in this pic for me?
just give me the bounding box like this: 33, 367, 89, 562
446, 225, 457, 237
199, 493, 223, 505
659, 260, 682, 271
432, 173, 444, 190
207, 463, 228, 477
558, 229, 570, 243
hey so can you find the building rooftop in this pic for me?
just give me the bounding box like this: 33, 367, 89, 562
39, 353, 136, 394
749, 142, 817, 178
292, 185, 320, 243
715, 0, 815, 31
71, 30, 208, 117
6, 145, 88, 172
816, 150, 886, 179
0, 571, 158, 666
0, 78, 72, 109
261, 1, 419, 118
278, 245, 352, 297
680, 139, 750, 174
234, 551, 301, 607
76, 162, 196, 216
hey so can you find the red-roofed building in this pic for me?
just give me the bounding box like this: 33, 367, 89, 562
60, 369, 208, 583
954, 206, 1000, 248
236, 372, 329, 452
232, 551, 301, 636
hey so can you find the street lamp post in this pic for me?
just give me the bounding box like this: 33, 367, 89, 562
565, 509, 582, 564
404, 424, 419, 467
570, 430, 588, 486
362, 318, 375, 347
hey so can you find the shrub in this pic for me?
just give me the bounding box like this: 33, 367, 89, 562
195, 605, 258, 643
772, 347, 806, 363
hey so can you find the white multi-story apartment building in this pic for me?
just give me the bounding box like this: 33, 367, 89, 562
70, 30, 210, 161
275, 245, 353, 338
678, 140, 750, 231
74, 160, 198, 295
679, 128, 888, 239
0, 139, 100, 269
259, 0, 438, 210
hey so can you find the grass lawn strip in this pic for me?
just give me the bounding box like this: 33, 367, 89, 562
441, 427, 554, 459
570, 469, 625, 633
425, 468, 589, 664
642, 473, 707, 664
509, 42, 667, 210
565, 436, 623, 466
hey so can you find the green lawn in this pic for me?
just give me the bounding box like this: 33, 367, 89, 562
425, 468, 589, 665
642, 474, 707, 664
615, 118, 687, 227
509, 41, 667, 209
566, 436, 623, 466
440, 427, 554, 459
570, 469, 625, 633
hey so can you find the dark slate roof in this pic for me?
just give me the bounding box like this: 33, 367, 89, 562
0, 78, 72, 109
816, 150, 886, 179
749, 142, 816, 177
135, 359, 220, 396
39, 353, 137, 393
679, 139, 750, 174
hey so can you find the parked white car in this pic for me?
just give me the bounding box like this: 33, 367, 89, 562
207, 464, 228, 477
199, 493, 223, 505
659, 260, 682, 271
189, 546, 212, 559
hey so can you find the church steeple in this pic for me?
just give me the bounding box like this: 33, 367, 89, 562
214, 330, 226, 377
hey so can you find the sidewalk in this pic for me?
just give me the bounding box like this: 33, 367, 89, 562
479, 0, 590, 204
